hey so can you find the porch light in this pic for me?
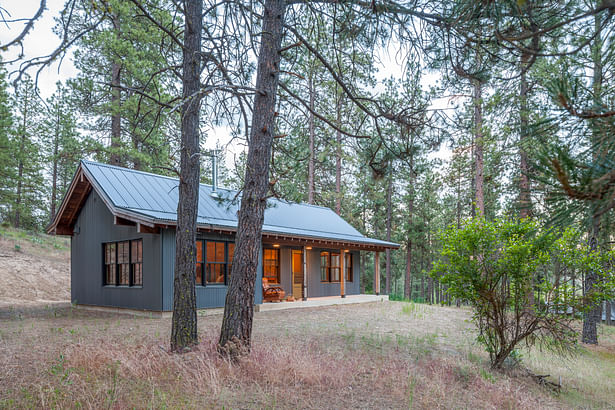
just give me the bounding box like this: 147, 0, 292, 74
273, 244, 280, 248
306, 246, 312, 250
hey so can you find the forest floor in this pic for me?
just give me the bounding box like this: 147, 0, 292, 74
1, 228, 614, 409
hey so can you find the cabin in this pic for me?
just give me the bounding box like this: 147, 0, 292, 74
47, 160, 399, 312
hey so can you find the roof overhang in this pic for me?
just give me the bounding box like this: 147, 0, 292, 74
46, 167, 92, 235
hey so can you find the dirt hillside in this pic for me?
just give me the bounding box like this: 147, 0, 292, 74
0, 228, 70, 308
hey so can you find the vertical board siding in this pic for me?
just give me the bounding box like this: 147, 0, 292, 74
161, 229, 263, 310
71, 191, 162, 311
279, 247, 291, 295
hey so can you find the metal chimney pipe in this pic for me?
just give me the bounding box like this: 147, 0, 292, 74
211, 152, 218, 194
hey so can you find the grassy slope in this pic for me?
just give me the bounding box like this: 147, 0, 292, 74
1, 301, 613, 409
0, 227, 70, 307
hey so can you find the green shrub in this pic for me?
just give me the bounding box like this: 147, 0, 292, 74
431, 218, 614, 369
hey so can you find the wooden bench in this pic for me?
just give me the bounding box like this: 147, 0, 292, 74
262, 278, 285, 302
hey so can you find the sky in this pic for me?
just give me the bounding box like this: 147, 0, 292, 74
1, 1, 452, 168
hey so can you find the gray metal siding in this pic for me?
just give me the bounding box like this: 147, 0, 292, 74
278, 247, 291, 295
160, 229, 263, 310
71, 190, 162, 311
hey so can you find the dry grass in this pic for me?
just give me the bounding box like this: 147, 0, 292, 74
2, 301, 612, 409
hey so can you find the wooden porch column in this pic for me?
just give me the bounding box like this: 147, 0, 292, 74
374, 251, 380, 295
302, 246, 308, 300
340, 250, 346, 298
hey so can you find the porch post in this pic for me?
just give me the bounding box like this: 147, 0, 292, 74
302, 246, 308, 300
340, 249, 346, 298
374, 251, 380, 295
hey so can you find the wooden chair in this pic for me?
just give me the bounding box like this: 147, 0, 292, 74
262, 278, 285, 302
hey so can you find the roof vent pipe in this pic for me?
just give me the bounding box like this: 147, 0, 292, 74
211, 150, 219, 198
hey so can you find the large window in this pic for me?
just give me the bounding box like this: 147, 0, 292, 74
196, 240, 204, 285
104, 243, 116, 285
131, 240, 143, 286
263, 248, 280, 283
103, 239, 143, 287
320, 251, 329, 281
321, 251, 351, 282
206, 241, 226, 284
195, 240, 234, 286
320, 251, 341, 282
118, 241, 130, 285
345, 253, 353, 282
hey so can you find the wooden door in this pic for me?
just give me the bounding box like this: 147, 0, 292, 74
291, 250, 304, 299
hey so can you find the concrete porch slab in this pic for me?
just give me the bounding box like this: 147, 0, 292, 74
257, 294, 389, 312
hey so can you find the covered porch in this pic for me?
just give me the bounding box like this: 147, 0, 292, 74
260, 232, 395, 302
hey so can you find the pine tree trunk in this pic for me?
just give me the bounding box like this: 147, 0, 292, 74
109, 12, 122, 166
583, 218, 601, 344
307, 72, 315, 204
385, 171, 392, 295
335, 95, 342, 215
14, 90, 28, 229
582, 10, 605, 345
219, 0, 286, 356
405, 239, 412, 300
473, 79, 485, 218
518, 50, 532, 219
360, 252, 366, 293
50, 106, 60, 221
170, 0, 203, 352
15, 133, 25, 229
405, 144, 415, 300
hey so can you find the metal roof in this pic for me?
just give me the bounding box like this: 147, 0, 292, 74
78, 160, 399, 249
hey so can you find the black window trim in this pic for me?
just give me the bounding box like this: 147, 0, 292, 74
102, 238, 143, 288
320, 250, 353, 283
195, 239, 235, 287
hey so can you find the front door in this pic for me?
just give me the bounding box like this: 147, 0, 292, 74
291, 250, 304, 299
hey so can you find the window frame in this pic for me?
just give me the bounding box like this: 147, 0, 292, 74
195, 239, 235, 287
102, 239, 143, 288
345, 252, 353, 282
205, 240, 227, 285
263, 248, 281, 284
329, 252, 341, 282
320, 250, 347, 283
320, 251, 329, 282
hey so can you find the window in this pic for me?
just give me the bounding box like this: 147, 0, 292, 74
131, 240, 143, 286
263, 248, 280, 283
330, 253, 340, 282
228, 243, 235, 276
206, 241, 226, 284
103, 239, 143, 287
196, 240, 204, 285
320, 251, 343, 283
345, 253, 353, 282
320, 252, 329, 282
118, 241, 130, 285
104, 243, 116, 285
194, 240, 234, 286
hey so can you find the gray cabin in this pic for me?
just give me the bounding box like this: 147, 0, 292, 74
47, 160, 399, 312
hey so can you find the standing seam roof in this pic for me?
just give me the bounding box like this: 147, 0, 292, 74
80, 160, 399, 248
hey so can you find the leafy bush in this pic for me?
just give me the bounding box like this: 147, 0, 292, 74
431, 218, 613, 369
